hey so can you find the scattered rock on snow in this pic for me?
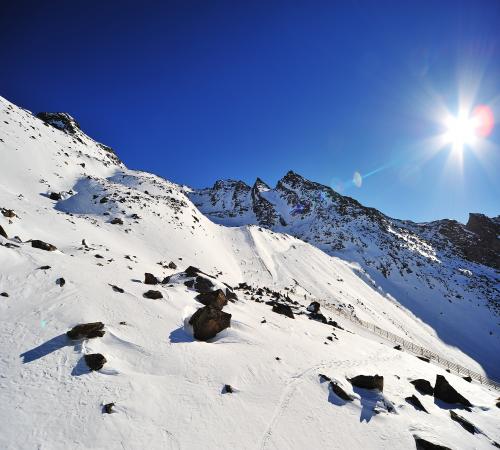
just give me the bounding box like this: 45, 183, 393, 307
31, 240, 57, 251
307, 301, 321, 313
193, 276, 214, 293
49, 192, 62, 200
56, 277, 65, 287
184, 266, 201, 277
110, 284, 124, 293
393, 344, 402, 350
84, 353, 107, 371
67, 322, 105, 340
413, 436, 452, 450
434, 375, 471, 407
195, 289, 227, 309
329, 381, 354, 401
449, 410, 476, 434
1, 292, 8, 297
144, 272, 159, 285
405, 394, 428, 413
348, 374, 384, 391
410, 379, 434, 396
272, 302, 295, 319
222, 384, 233, 394
168, 261, 177, 269
110, 217, 123, 225
189, 305, 231, 341
143, 290, 163, 299
0, 224, 8, 239
38, 265, 51, 270
462, 376, 472, 383
103, 403, 115, 414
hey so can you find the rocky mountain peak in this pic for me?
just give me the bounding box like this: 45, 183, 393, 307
253, 177, 270, 191
36, 112, 81, 135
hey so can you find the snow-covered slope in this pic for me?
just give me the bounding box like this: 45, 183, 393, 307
189, 172, 500, 379
1, 95, 499, 450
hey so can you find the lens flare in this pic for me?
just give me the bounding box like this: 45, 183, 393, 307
472, 104, 494, 137
353, 171, 362, 188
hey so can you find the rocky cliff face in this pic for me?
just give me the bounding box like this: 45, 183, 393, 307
189, 172, 500, 318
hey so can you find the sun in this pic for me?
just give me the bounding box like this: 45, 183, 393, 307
443, 111, 479, 153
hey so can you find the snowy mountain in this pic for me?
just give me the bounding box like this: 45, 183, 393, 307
1, 95, 499, 450
189, 173, 500, 378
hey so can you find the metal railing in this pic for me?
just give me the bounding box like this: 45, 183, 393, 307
318, 299, 500, 391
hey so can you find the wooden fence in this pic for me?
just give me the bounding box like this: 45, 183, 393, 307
318, 299, 500, 391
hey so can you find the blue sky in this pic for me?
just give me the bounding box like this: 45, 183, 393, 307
1, 0, 499, 223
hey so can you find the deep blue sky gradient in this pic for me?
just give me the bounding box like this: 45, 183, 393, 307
1, 0, 499, 222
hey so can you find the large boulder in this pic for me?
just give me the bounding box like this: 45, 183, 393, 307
411, 379, 434, 395
195, 289, 227, 309
434, 375, 471, 407
144, 273, 159, 285
84, 353, 107, 371
272, 302, 295, 319
193, 276, 214, 293
348, 374, 384, 391
189, 306, 231, 341
31, 240, 57, 251
67, 322, 105, 340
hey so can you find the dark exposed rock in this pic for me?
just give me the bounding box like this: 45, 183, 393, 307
414, 436, 452, 450
449, 410, 476, 434
193, 276, 214, 293
319, 374, 331, 382
56, 277, 65, 287
84, 353, 107, 371
143, 290, 163, 299
0, 292, 8, 297
330, 381, 354, 401
184, 266, 201, 277
31, 240, 57, 251
110, 285, 124, 293
417, 356, 430, 363
405, 394, 428, 413
393, 344, 402, 350
348, 374, 384, 391
49, 192, 61, 201
38, 265, 51, 270
0, 224, 7, 239
195, 289, 227, 309
162, 276, 171, 284
103, 403, 115, 414
189, 305, 231, 341
272, 303, 295, 319
99, 196, 108, 204
309, 312, 327, 323
110, 217, 123, 225
184, 280, 194, 288
462, 376, 472, 383
411, 379, 434, 396
67, 322, 105, 340
222, 384, 233, 394
144, 273, 159, 285
36, 112, 81, 134
225, 288, 238, 302
1, 208, 16, 218
168, 261, 177, 269
307, 301, 321, 313
434, 375, 471, 407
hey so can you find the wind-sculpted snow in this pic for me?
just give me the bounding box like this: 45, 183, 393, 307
1, 95, 499, 449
